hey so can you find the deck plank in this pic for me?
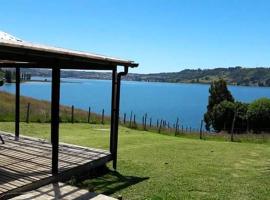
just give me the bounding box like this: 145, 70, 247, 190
0, 132, 111, 199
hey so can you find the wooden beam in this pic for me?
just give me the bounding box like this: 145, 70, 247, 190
51, 67, 61, 175
110, 68, 117, 154
15, 67, 20, 140
112, 67, 128, 170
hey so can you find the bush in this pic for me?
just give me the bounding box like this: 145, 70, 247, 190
247, 98, 270, 133
211, 101, 235, 132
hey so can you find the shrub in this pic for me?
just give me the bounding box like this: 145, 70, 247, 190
247, 98, 270, 133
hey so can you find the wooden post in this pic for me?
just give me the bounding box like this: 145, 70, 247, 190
157, 120, 159, 128
71, 105, 74, 123
129, 111, 133, 127
88, 107, 91, 123
175, 118, 179, 135
133, 114, 136, 126
110, 69, 116, 154
144, 113, 147, 130
231, 109, 237, 142
199, 120, 203, 139
26, 103, 30, 123
112, 67, 128, 170
102, 109, 105, 124
149, 118, 152, 127
51, 67, 61, 175
159, 120, 163, 133
15, 67, 20, 140
123, 113, 126, 124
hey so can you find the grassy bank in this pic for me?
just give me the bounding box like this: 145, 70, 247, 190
0, 91, 108, 123
0, 122, 269, 199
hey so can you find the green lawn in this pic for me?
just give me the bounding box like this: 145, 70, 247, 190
0, 122, 270, 200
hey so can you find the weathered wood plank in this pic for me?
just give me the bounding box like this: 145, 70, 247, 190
0, 132, 111, 199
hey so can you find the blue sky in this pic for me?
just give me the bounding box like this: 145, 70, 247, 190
1, 0, 270, 73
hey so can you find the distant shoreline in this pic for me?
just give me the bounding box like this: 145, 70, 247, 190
25, 76, 270, 88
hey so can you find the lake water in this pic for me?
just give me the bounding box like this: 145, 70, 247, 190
1, 77, 270, 129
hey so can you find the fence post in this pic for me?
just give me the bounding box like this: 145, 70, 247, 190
101, 109, 105, 124
149, 118, 152, 128
123, 113, 126, 124
175, 118, 179, 136
71, 105, 74, 123
157, 120, 159, 128
199, 120, 203, 139
133, 114, 136, 126
159, 120, 163, 133
144, 113, 147, 130
26, 103, 30, 123
129, 111, 133, 127
231, 109, 237, 142
88, 107, 91, 123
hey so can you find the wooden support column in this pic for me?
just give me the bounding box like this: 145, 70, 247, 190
113, 67, 128, 170
15, 67, 20, 140
51, 67, 61, 175
110, 68, 117, 153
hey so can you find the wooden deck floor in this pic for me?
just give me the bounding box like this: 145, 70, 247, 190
0, 132, 112, 199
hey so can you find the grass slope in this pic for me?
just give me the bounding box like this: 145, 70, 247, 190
0, 91, 107, 123
0, 122, 269, 200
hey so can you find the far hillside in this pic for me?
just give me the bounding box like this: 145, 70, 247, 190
125, 67, 270, 86
11, 66, 270, 87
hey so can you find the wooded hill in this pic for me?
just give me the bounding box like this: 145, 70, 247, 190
3, 66, 270, 87
125, 67, 270, 86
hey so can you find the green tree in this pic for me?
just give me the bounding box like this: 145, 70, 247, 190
234, 101, 249, 133
204, 79, 234, 131
247, 98, 270, 133
211, 100, 235, 132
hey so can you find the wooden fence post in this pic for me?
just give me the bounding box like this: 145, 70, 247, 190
88, 107, 91, 123
175, 118, 179, 136
149, 118, 152, 128
123, 113, 126, 124
199, 120, 203, 139
231, 109, 237, 142
133, 114, 136, 126
159, 120, 163, 133
129, 111, 133, 127
144, 113, 147, 130
26, 103, 30, 123
71, 105, 74, 123
101, 109, 105, 124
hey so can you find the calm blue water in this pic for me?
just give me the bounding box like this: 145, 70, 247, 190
1, 77, 270, 128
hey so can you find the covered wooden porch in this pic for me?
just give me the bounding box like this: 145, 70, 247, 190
0, 132, 111, 199
0, 32, 138, 199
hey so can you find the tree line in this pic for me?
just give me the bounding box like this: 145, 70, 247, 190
204, 79, 270, 134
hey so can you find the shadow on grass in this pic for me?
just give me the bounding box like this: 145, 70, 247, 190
68, 166, 149, 195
